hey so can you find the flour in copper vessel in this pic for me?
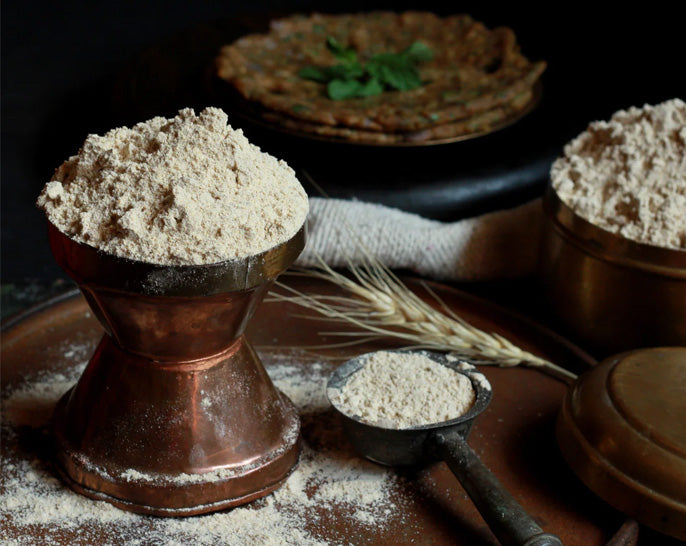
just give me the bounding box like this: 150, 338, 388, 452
36, 107, 309, 265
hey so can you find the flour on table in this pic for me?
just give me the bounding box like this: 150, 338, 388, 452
0, 352, 404, 546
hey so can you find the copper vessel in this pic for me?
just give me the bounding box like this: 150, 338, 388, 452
48, 222, 305, 516
556, 347, 686, 541
539, 187, 686, 356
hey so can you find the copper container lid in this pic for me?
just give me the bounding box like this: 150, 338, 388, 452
556, 346, 686, 541
539, 187, 686, 355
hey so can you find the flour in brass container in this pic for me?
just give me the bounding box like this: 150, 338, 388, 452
550, 98, 686, 250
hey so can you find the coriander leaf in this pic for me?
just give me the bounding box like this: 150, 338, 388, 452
330, 62, 364, 80
299, 36, 433, 99
299, 62, 364, 83
298, 66, 330, 82
357, 77, 384, 97
327, 79, 364, 100
326, 36, 357, 67
382, 63, 422, 91
367, 55, 421, 91
327, 77, 385, 100
403, 41, 434, 63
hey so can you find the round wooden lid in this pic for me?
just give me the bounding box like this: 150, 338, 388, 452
556, 347, 686, 541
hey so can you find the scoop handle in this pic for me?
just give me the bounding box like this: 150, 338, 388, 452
430, 429, 563, 546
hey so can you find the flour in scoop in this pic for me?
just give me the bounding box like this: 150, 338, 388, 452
37, 107, 309, 265
328, 351, 477, 429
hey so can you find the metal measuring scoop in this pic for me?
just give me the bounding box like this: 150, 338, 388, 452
327, 350, 563, 546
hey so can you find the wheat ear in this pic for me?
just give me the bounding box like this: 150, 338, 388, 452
269, 253, 578, 383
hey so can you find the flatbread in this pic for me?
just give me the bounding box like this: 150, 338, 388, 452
258, 89, 534, 144
215, 11, 545, 139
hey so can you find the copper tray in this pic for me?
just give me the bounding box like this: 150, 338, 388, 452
0, 276, 656, 545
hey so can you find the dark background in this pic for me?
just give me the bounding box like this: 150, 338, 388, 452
1, 1, 683, 285
1, 5, 685, 543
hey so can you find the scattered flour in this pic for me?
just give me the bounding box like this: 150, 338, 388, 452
550, 98, 686, 250
446, 354, 492, 391
0, 353, 404, 546
328, 351, 476, 429
36, 107, 309, 265
115, 402, 300, 486
1, 368, 83, 429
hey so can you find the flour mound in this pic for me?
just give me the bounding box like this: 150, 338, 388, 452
551, 98, 686, 250
37, 107, 309, 265
329, 351, 476, 429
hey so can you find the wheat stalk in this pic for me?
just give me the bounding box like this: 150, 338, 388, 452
269, 253, 578, 383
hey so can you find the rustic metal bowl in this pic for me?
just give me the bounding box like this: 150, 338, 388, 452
538, 186, 686, 356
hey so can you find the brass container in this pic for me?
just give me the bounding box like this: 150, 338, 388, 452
539, 187, 686, 356
48, 222, 305, 516
556, 347, 686, 541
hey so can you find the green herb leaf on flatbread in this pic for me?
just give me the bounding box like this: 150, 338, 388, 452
298, 66, 331, 83
327, 77, 384, 100
357, 77, 384, 97
327, 79, 362, 100
403, 41, 434, 62
366, 54, 422, 91
326, 36, 358, 67
299, 38, 433, 100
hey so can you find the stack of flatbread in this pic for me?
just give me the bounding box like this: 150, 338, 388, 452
215, 11, 545, 145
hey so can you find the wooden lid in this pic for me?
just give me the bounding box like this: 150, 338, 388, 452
556, 347, 686, 541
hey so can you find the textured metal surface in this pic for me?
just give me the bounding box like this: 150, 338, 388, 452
48, 221, 306, 296
556, 347, 686, 542
539, 188, 686, 357
4, 277, 674, 544
46, 224, 305, 515
433, 429, 562, 546
605, 519, 640, 546
51, 337, 301, 516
